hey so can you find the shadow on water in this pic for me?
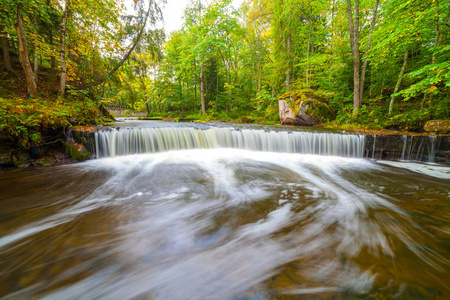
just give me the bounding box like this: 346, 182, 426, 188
0, 149, 449, 299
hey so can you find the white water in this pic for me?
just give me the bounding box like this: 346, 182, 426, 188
94, 127, 365, 158
1, 149, 448, 299
378, 160, 450, 179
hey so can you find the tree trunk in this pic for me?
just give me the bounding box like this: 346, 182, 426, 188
0, 24, 12, 72
285, 32, 291, 91
257, 35, 261, 92
227, 61, 231, 113
216, 66, 219, 103
32, 15, 39, 86
306, 12, 312, 85
421, 93, 427, 110
346, 0, 360, 116
60, 0, 70, 98
359, 0, 379, 103
200, 56, 206, 115
194, 59, 197, 111
49, 31, 56, 69
389, 50, 408, 115
429, 0, 450, 107
16, 5, 37, 97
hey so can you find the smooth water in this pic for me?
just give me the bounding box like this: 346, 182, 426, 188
94, 127, 365, 158
0, 148, 449, 299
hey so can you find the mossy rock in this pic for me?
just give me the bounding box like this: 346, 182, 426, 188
65, 139, 89, 161
424, 120, 450, 134
279, 89, 335, 126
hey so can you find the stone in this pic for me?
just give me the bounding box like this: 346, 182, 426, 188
278, 99, 299, 125
424, 120, 450, 134
278, 89, 335, 126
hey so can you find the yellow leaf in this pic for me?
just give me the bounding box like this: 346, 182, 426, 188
429, 86, 437, 92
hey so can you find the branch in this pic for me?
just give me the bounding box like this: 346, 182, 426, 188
96, 1, 152, 86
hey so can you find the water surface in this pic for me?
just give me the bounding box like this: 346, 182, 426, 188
0, 149, 449, 299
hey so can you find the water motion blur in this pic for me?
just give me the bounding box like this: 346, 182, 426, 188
0, 123, 449, 299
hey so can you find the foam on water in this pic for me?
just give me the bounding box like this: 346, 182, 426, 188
378, 160, 450, 179
1, 149, 448, 299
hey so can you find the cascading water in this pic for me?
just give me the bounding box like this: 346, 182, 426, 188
94, 127, 365, 158
0, 121, 449, 299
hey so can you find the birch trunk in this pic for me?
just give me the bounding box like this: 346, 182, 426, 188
429, 0, 450, 107
60, 0, 70, 98
285, 32, 291, 91
200, 56, 206, 115
389, 50, 408, 115
359, 0, 379, 102
306, 13, 312, 85
346, 0, 360, 116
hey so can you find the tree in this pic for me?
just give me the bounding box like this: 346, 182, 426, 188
346, 0, 360, 116
59, 0, 69, 98
16, 4, 37, 97
0, 24, 12, 72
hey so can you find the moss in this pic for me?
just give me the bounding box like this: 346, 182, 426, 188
279, 89, 335, 121
64, 142, 89, 161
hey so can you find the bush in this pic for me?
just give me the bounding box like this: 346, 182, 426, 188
0, 97, 104, 149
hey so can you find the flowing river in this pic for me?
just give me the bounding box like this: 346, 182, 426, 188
0, 121, 449, 299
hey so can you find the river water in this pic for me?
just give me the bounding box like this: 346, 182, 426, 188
0, 122, 449, 299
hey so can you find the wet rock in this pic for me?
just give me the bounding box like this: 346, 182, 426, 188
65, 138, 90, 161
241, 117, 256, 123
0, 137, 15, 168
424, 120, 450, 134
12, 151, 31, 167
364, 134, 450, 163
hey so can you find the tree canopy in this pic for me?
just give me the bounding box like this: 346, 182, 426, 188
1, 0, 449, 131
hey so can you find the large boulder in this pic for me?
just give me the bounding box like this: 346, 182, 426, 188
278, 89, 335, 126
424, 120, 450, 134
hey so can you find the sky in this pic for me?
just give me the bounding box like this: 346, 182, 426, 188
161, 0, 244, 34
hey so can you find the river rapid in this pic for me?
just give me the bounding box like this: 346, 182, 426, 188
0, 122, 449, 299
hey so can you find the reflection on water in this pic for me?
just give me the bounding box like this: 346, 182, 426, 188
0, 149, 449, 299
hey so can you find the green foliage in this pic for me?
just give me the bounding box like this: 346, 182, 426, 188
0, 97, 103, 149
2, 0, 443, 132
332, 97, 448, 131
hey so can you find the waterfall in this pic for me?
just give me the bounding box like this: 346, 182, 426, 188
372, 135, 376, 159
401, 135, 407, 160
94, 127, 365, 159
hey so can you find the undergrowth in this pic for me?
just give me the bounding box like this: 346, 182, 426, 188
0, 97, 104, 149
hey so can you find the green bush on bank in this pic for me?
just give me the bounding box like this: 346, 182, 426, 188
0, 97, 104, 149
331, 98, 448, 131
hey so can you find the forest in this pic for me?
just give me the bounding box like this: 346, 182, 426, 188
0, 0, 449, 149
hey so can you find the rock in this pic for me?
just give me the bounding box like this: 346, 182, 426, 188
11, 151, 31, 167
278, 99, 299, 125
241, 117, 255, 123
278, 89, 335, 126
65, 138, 90, 161
424, 120, 450, 134
0, 137, 15, 168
